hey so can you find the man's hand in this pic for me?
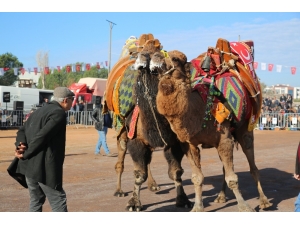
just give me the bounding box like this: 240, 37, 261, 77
15, 142, 27, 159
294, 174, 300, 180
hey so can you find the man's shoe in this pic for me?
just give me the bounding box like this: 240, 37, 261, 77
106, 153, 118, 157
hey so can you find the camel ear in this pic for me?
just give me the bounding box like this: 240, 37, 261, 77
168, 50, 187, 65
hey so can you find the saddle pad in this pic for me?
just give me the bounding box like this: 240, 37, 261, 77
128, 105, 139, 139
113, 66, 139, 117
215, 75, 244, 122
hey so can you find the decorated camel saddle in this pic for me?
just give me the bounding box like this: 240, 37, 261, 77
190, 38, 262, 131
104, 33, 162, 135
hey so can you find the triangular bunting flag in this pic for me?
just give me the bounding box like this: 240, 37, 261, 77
82, 63, 85, 72
28, 68, 31, 74
21, 68, 25, 75
66, 65, 71, 73
276, 65, 282, 73
261, 63, 266, 70
105, 61, 108, 66
76, 64, 81, 72
0, 68, 4, 76
44, 67, 50, 75
268, 64, 273, 72
253, 62, 258, 70
96, 62, 100, 69
34, 67, 38, 75
86, 64, 90, 71
291, 66, 297, 75
13, 68, 18, 75
57, 66, 61, 72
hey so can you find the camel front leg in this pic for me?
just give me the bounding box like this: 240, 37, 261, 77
239, 132, 272, 209
126, 139, 151, 211
114, 129, 127, 197
217, 138, 255, 212
147, 163, 160, 192
182, 142, 204, 212
214, 166, 227, 203
164, 143, 193, 208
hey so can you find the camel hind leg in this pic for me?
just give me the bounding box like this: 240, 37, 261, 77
114, 129, 128, 197
125, 138, 153, 211
236, 129, 272, 209
164, 142, 193, 208
217, 137, 255, 212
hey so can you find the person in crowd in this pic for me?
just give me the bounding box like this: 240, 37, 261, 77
294, 142, 300, 212
24, 108, 36, 121
297, 105, 300, 113
280, 94, 287, 103
286, 94, 293, 106
42, 98, 49, 106
91, 101, 116, 157
8, 87, 74, 212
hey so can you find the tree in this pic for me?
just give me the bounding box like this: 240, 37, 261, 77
36, 50, 49, 89
0, 53, 23, 86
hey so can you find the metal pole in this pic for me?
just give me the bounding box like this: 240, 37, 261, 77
106, 20, 116, 75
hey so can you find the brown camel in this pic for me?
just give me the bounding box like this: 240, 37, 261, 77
105, 39, 193, 211
142, 47, 272, 212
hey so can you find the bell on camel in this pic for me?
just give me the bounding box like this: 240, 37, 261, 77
202, 56, 211, 72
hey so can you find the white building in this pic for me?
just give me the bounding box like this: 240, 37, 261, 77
264, 84, 300, 99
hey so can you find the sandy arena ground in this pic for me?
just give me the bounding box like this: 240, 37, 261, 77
0, 125, 300, 212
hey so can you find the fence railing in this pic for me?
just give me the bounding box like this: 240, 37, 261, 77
1, 109, 299, 131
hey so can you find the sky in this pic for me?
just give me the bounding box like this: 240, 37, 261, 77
1, 1, 300, 88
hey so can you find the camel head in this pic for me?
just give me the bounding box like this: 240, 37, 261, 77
133, 39, 162, 73
150, 50, 191, 96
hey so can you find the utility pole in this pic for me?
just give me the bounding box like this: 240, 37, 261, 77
106, 20, 116, 75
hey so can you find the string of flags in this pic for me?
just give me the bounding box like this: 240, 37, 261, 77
0, 61, 297, 76
0, 61, 109, 76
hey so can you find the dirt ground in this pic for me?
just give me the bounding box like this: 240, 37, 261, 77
0, 125, 300, 212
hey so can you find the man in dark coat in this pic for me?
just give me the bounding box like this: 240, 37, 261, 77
294, 142, 300, 212
8, 87, 74, 212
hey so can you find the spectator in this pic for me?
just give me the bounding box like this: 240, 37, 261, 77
294, 142, 300, 212
280, 94, 287, 103
24, 108, 36, 121
7, 87, 74, 212
91, 103, 116, 157
42, 98, 49, 107
297, 105, 300, 113
286, 94, 293, 106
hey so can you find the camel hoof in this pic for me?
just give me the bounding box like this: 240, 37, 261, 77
190, 205, 204, 212
238, 204, 256, 212
126, 197, 143, 212
259, 201, 273, 209
214, 195, 226, 203
114, 191, 126, 197
148, 183, 160, 192
176, 194, 193, 208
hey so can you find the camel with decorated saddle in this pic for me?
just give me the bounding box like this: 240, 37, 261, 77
133, 38, 272, 212
103, 34, 193, 210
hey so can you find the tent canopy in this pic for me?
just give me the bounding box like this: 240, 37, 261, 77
77, 77, 107, 96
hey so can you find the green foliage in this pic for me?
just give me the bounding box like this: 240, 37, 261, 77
37, 64, 108, 90
0, 53, 23, 86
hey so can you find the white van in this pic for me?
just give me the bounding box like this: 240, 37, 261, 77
0, 85, 53, 111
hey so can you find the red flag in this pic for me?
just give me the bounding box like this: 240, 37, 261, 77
34, 67, 38, 75
268, 64, 274, 72
86, 63, 90, 71
44, 67, 50, 75
76, 64, 81, 72
291, 66, 297, 75
66, 65, 71, 73
105, 61, 108, 66
4, 67, 10, 71
57, 66, 61, 72
96, 62, 100, 69
253, 62, 258, 70
21, 68, 25, 75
